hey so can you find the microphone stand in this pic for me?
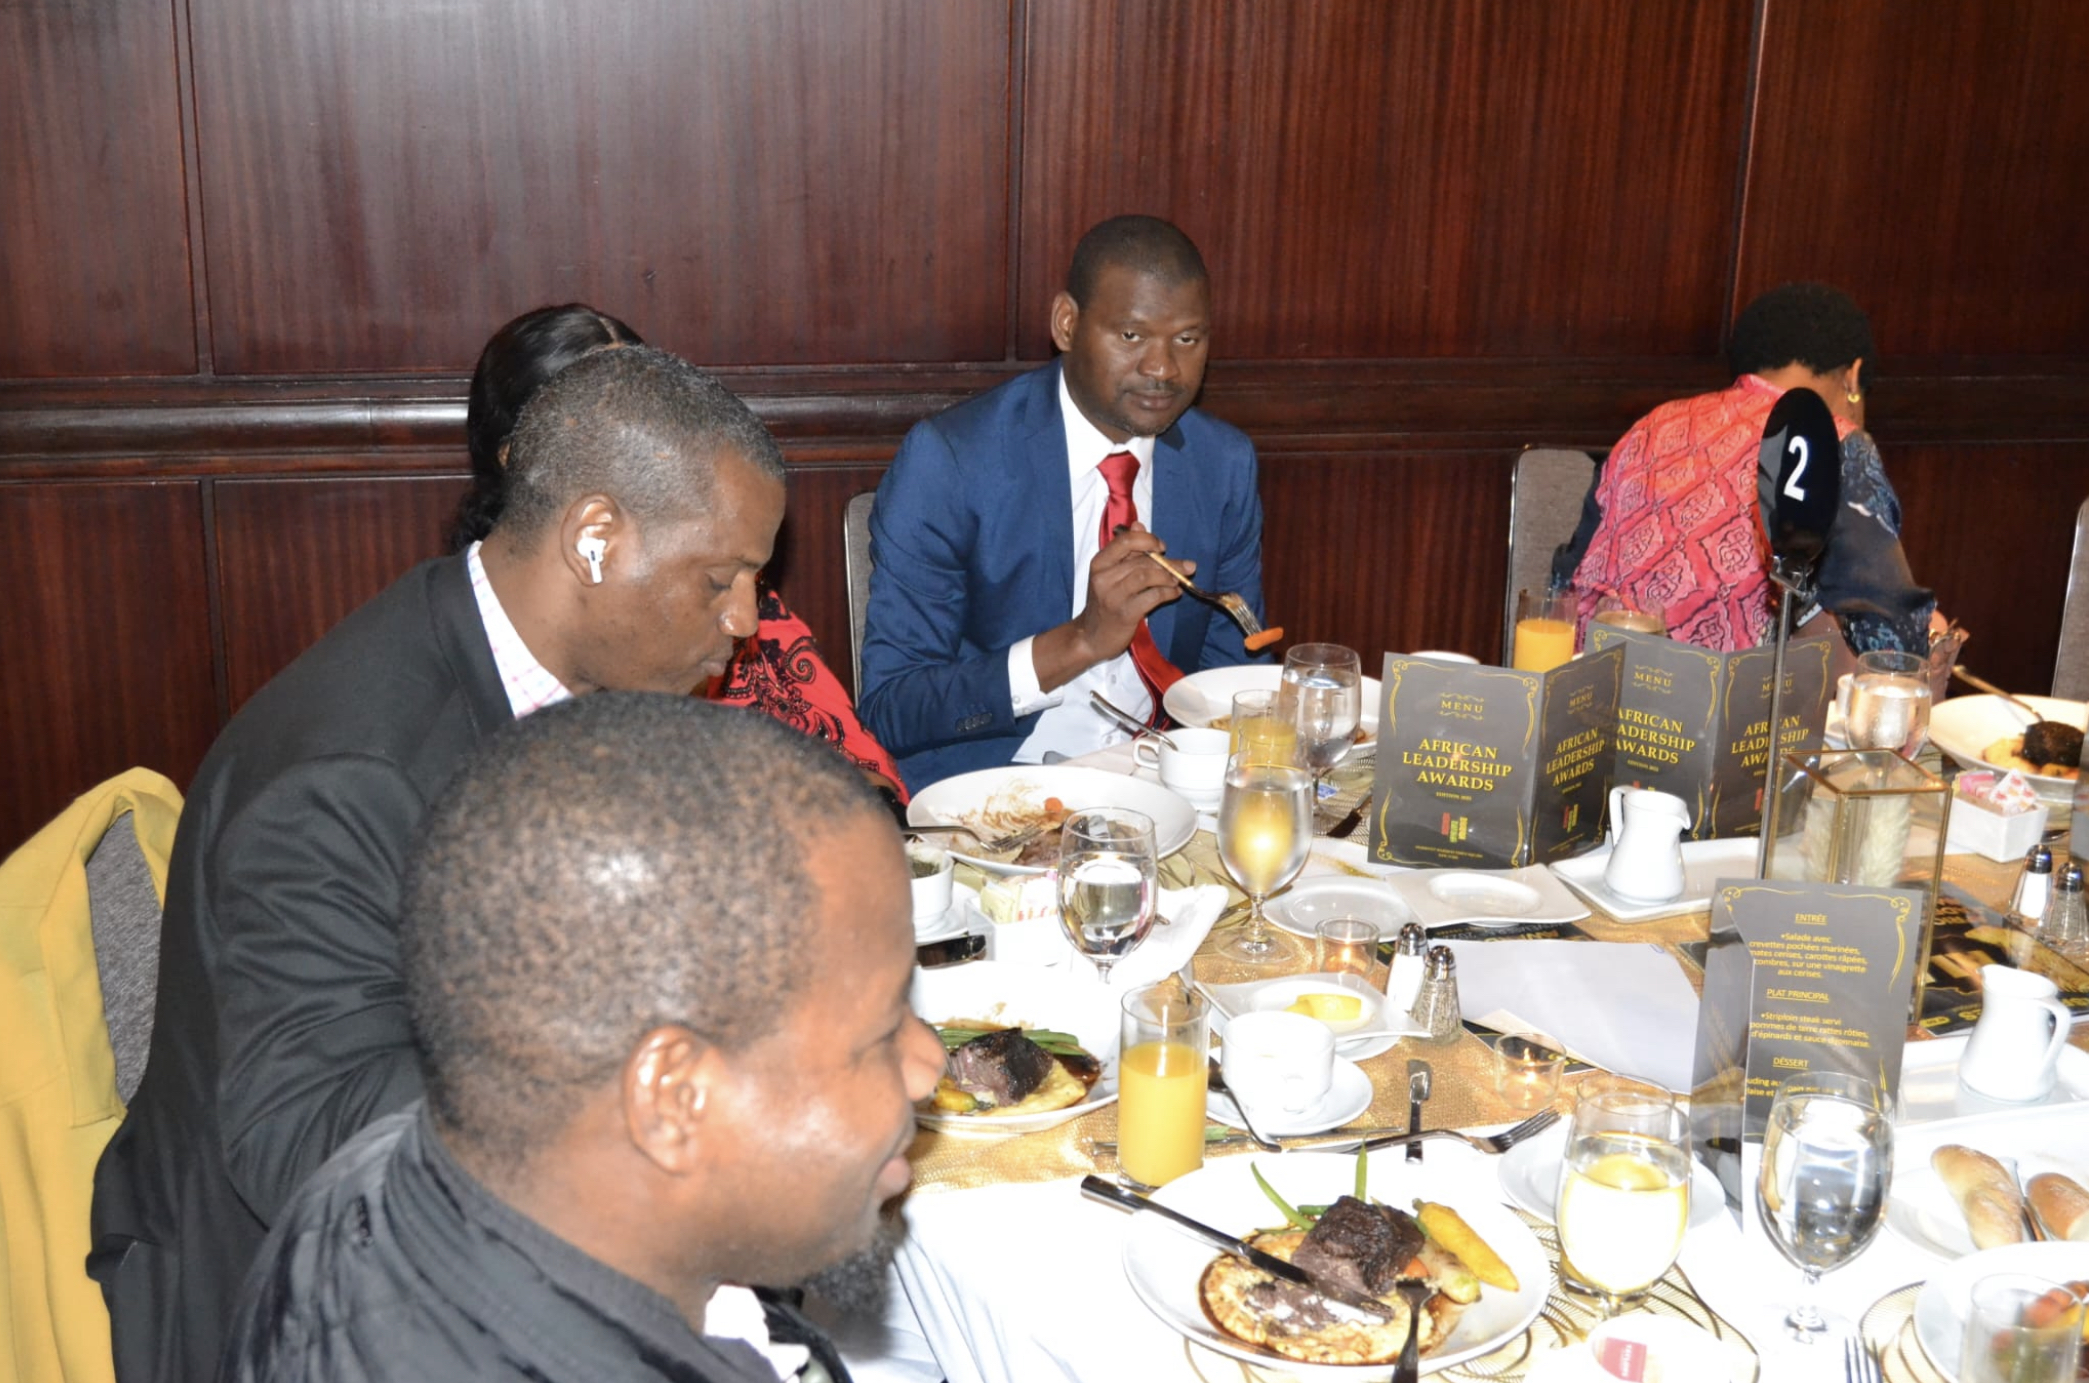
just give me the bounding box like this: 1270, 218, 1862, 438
1756, 554, 1820, 879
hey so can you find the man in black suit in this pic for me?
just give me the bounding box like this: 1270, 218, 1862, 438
88, 346, 788, 1383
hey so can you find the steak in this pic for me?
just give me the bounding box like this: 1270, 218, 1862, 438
1291, 1196, 1425, 1297
2022, 720, 2084, 769
947, 1028, 1055, 1106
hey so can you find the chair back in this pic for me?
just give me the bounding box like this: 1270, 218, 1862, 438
2055, 496, 2089, 699
844, 489, 877, 695
1503, 447, 1598, 663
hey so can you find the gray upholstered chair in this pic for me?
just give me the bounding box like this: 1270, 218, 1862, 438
1502, 447, 1598, 664
843, 489, 877, 695
2053, 497, 2089, 699
86, 809, 164, 1104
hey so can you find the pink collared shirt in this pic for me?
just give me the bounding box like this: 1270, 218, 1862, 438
466, 543, 573, 718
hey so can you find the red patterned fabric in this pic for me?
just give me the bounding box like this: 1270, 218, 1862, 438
1571, 376, 1854, 652
1098, 451, 1185, 718
709, 586, 909, 798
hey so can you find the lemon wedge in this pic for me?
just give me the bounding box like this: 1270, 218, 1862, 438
1286, 993, 1364, 1025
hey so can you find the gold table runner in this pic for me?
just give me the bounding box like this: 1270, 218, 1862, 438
1860, 1283, 1946, 1383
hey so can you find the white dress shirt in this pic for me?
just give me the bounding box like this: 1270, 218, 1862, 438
1006, 375, 1158, 763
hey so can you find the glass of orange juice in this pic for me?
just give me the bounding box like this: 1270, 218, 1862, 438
1512, 588, 1577, 672
1116, 982, 1210, 1189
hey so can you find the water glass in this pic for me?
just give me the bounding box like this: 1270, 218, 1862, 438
1590, 593, 1666, 636
1278, 643, 1363, 815
1847, 649, 1931, 755
1555, 1084, 1691, 1315
1055, 808, 1158, 983
1216, 744, 1312, 964
1755, 1071, 1893, 1343
1116, 982, 1209, 1189
1314, 917, 1383, 986
1960, 1275, 2084, 1383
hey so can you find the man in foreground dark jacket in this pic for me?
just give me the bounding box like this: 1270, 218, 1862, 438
89, 347, 789, 1383
219, 693, 944, 1382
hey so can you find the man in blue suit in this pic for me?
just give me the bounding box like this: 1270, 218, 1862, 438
860, 216, 1266, 791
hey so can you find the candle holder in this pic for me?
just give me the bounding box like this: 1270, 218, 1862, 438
1762, 748, 1950, 1016
1491, 1033, 1567, 1113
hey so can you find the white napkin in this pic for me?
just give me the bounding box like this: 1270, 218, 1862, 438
1445, 940, 1701, 1092
1039, 883, 1227, 989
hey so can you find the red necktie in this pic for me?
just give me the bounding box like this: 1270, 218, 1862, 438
1098, 451, 1185, 722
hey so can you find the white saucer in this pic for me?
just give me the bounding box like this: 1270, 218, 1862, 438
913, 883, 977, 945
1206, 1057, 1372, 1136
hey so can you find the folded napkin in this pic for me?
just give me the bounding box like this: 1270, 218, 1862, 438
988, 883, 1228, 988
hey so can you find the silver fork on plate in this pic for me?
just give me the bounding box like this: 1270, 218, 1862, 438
906, 821, 1051, 855
1311, 1107, 1561, 1157
1142, 550, 1267, 643
1843, 1335, 1883, 1383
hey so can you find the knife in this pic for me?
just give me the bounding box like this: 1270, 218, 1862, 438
1078, 1176, 1396, 1321
1404, 1060, 1431, 1164
1327, 791, 1372, 840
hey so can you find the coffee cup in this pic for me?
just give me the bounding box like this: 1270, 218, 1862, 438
1221, 1010, 1335, 1116
1134, 727, 1229, 805
908, 844, 953, 932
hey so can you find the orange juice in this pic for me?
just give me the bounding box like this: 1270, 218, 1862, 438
1230, 714, 1298, 768
1117, 1040, 1208, 1186
1512, 617, 1576, 672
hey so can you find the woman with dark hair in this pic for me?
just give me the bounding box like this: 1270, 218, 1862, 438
1568, 282, 1938, 656
452, 304, 907, 797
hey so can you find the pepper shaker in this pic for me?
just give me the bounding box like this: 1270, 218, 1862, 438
2036, 862, 2089, 960
1409, 945, 1463, 1045
1387, 922, 1428, 1014
2010, 843, 2054, 926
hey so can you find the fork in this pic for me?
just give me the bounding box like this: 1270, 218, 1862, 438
907, 821, 1051, 855
1843, 1335, 1883, 1383
1141, 550, 1267, 643
1318, 1107, 1561, 1157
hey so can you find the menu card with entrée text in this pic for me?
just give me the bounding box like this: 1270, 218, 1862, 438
1367, 649, 1621, 870
1689, 879, 1922, 1219
1587, 625, 1832, 840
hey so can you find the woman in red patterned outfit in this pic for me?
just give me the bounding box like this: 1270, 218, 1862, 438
449, 304, 908, 800
1567, 283, 1937, 658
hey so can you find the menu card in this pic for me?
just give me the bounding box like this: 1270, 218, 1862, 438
1367, 649, 1621, 869
1690, 879, 1922, 1218
1586, 625, 1833, 839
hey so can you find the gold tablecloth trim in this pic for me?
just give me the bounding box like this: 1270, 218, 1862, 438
1861, 1282, 1947, 1383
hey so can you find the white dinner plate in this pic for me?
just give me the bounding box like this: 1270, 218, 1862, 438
1383, 865, 1591, 930
1929, 694, 2087, 801
1267, 875, 1415, 940
1207, 1058, 1374, 1136
1121, 1152, 1550, 1377
1880, 1099, 2089, 1260
909, 962, 1120, 1135
907, 766, 1198, 875
1912, 1240, 2089, 1381
1163, 665, 1383, 743
1496, 1124, 1730, 1230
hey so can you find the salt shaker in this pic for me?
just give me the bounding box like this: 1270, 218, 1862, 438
1409, 945, 1463, 1045
2036, 862, 2089, 960
1386, 922, 1428, 1015
2010, 843, 2055, 926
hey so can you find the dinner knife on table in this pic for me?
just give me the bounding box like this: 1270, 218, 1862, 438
1405, 1060, 1432, 1163
1078, 1176, 1396, 1321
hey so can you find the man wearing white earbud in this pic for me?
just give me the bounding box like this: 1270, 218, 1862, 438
91, 346, 788, 1383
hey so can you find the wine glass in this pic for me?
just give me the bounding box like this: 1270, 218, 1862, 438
1277, 643, 1363, 820
1755, 1070, 1893, 1343
1226, 689, 1297, 768
1555, 1084, 1692, 1317
1215, 744, 1312, 964
1846, 649, 1931, 756
1054, 808, 1159, 984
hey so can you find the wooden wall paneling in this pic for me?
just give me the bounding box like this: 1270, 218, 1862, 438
1739, 0, 2089, 359
1018, 0, 1754, 360
0, 481, 218, 855
188, 0, 1012, 375
212, 474, 466, 709
0, 0, 196, 377
1885, 441, 2089, 696
1258, 448, 1513, 665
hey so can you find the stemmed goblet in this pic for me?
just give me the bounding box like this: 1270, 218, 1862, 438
1755, 1070, 1894, 1343
1054, 807, 1159, 984
1277, 643, 1363, 823
1215, 741, 1312, 964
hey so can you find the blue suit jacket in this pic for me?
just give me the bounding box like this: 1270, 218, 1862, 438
859, 362, 1266, 791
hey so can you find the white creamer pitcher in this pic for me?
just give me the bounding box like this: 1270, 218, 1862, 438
1959, 964, 2074, 1102
1604, 786, 1690, 903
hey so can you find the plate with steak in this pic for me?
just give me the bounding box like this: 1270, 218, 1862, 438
1122, 1153, 1547, 1375
910, 961, 1120, 1135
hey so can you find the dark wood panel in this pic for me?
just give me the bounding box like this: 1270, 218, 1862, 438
1260, 449, 1512, 666
1887, 441, 2089, 696
1741, 0, 2089, 359
213, 475, 465, 708
0, 482, 217, 855
1020, 0, 1752, 360
189, 0, 1009, 375
0, 0, 195, 377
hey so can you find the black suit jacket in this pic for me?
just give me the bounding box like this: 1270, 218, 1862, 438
90, 557, 513, 1383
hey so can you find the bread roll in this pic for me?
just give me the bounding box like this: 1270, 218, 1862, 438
1931, 1145, 2025, 1249
2028, 1172, 2089, 1242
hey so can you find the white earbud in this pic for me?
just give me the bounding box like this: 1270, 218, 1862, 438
576, 535, 606, 584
